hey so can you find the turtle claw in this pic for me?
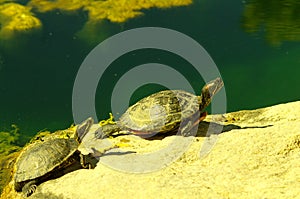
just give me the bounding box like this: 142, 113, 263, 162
22, 180, 37, 197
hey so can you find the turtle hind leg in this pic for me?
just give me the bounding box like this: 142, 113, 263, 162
22, 180, 38, 197
95, 123, 122, 139
80, 153, 92, 169
14, 181, 23, 192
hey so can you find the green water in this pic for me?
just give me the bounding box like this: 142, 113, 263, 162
0, 0, 300, 140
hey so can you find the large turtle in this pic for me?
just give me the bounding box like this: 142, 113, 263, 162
97, 77, 224, 138
13, 117, 94, 197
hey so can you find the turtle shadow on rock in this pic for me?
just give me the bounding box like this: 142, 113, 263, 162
89, 147, 136, 159
142, 121, 234, 140
30, 191, 65, 199
196, 121, 273, 137
146, 121, 273, 140
196, 121, 240, 137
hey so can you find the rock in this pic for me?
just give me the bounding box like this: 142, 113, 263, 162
2, 101, 300, 198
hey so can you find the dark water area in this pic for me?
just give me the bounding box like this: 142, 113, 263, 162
0, 0, 300, 140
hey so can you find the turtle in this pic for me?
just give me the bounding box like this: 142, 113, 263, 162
97, 77, 224, 138
13, 117, 94, 197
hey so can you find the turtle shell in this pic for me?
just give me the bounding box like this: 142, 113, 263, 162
14, 138, 78, 186
118, 90, 200, 134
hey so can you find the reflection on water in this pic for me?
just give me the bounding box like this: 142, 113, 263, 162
242, 0, 300, 45
0, 0, 194, 135
0, 0, 192, 44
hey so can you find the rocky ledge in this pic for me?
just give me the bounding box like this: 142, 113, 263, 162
2, 101, 300, 199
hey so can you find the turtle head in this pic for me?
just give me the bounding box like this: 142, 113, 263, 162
75, 117, 94, 143
199, 77, 224, 110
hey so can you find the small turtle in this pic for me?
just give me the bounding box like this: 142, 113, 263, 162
97, 77, 224, 138
13, 118, 94, 197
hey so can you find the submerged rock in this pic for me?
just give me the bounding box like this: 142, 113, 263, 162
27, 0, 192, 23
0, 0, 192, 43
0, 3, 42, 39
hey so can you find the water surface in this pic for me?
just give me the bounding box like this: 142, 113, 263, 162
0, 0, 299, 138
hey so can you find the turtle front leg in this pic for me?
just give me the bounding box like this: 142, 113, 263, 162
198, 111, 208, 122
22, 180, 37, 197
180, 111, 207, 137
80, 154, 92, 169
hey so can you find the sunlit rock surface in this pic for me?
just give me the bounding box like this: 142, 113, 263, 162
2, 101, 300, 198
242, 0, 300, 45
